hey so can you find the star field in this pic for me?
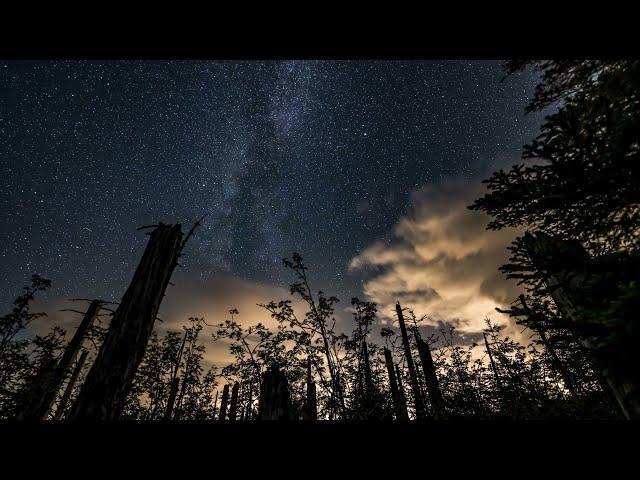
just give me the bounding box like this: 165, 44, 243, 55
0, 61, 542, 307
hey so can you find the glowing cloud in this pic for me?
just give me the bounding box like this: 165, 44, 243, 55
349, 177, 523, 334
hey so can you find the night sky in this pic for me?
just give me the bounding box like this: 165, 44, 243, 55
0, 61, 544, 337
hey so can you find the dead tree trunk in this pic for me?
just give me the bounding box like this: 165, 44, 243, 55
228, 382, 240, 421
523, 231, 640, 419
362, 341, 374, 393
170, 331, 189, 420
218, 384, 229, 421
395, 302, 425, 419
258, 365, 290, 420
246, 384, 253, 420
395, 364, 409, 419
304, 357, 317, 420
163, 376, 180, 421
415, 337, 446, 419
483, 332, 509, 415
53, 349, 89, 420
384, 347, 408, 420
68, 223, 183, 420
14, 299, 101, 420
483, 333, 503, 391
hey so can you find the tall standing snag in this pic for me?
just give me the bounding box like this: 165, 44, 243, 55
304, 357, 317, 420
395, 302, 425, 419
53, 349, 89, 420
163, 377, 181, 421
395, 364, 409, 418
384, 347, 408, 420
415, 337, 446, 419
14, 299, 101, 420
68, 223, 184, 420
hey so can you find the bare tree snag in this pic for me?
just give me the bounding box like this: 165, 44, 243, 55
14, 299, 101, 420
523, 231, 640, 419
415, 337, 446, 419
304, 357, 317, 420
483, 333, 503, 393
68, 223, 184, 420
228, 382, 239, 421
394, 363, 409, 419
218, 384, 229, 421
258, 365, 290, 420
53, 349, 89, 420
395, 302, 425, 419
163, 376, 180, 421
362, 341, 374, 393
384, 347, 408, 420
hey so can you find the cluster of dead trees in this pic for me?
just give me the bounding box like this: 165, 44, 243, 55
0, 233, 626, 421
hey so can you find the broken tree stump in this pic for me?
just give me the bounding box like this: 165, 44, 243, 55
228, 382, 240, 421
258, 365, 290, 421
14, 299, 101, 420
68, 223, 183, 420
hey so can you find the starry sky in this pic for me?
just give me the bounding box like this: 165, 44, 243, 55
0, 61, 545, 339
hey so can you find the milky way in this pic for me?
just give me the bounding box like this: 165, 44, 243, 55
0, 61, 543, 309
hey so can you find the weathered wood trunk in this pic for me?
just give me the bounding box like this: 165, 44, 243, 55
304, 357, 317, 420
218, 384, 229, 421
395, 302, 425, 418
483, 333, 503, 392
14, 299, 101, 420
258, 365, 290, 420
53, 349, 89, 420
169, 330, 188, 420
163, 376, 180, 421
68, 223, 183, 420
395, 364, 409, 419
523, 231, 640, 419
384, 347, 408, 420
228, 382, 240, 421
415, 337, 446, 419
245, 384, 253, 421
483, 332, 509, 414
362, 341, 374, 393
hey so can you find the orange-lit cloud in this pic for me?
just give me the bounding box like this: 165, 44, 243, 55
349, 177, 523, 336
31, 276, 306, 370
